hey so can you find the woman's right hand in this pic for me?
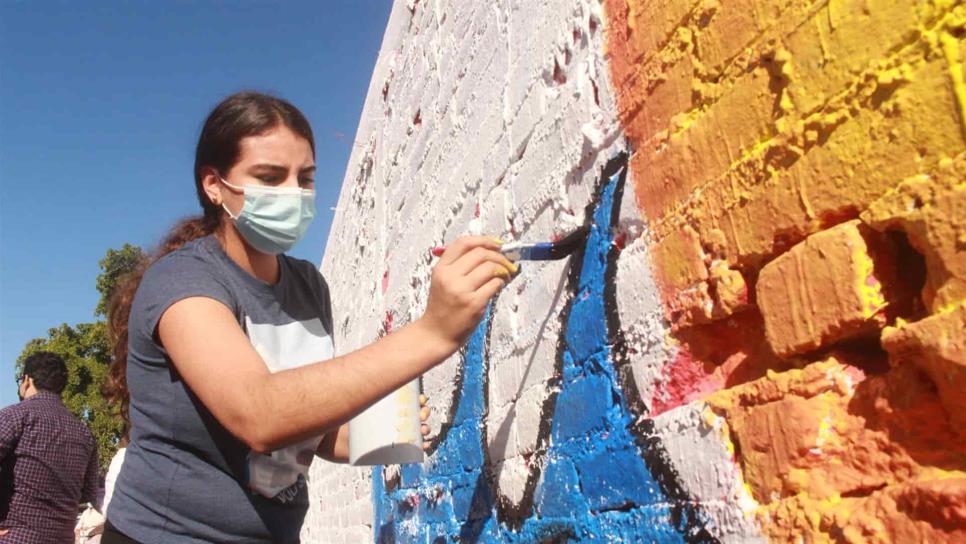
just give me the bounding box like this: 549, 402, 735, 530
417, 235, 518, 349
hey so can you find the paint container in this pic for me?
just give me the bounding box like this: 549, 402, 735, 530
348, 379, 424, 466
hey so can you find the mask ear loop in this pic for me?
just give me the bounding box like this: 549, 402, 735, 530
219, 177, 244, 220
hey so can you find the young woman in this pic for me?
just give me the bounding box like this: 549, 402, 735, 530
101, 92, 516, 543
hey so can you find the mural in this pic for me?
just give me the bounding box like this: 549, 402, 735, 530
306, 0, 965, 542
372, 155, 714, 543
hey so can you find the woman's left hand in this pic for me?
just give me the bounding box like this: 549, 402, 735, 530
420, 394, 432, 450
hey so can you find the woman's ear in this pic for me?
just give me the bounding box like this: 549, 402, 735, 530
200, 167, 223, 206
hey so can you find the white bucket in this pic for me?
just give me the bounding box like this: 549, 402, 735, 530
348, 379, 424, 465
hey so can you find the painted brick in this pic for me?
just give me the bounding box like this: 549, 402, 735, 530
861, 157, 966, 313
445, 471, 493, 522
577, 445, 662, 511
882, 304, 966, 430
533, 456, 587, 518
756, 220, 890, 357
707, 356, 966, 542
633, 63, 778, 222
551, 373, 613, 442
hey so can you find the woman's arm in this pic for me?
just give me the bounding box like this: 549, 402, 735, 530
316, 395, 431, 463
316, 425, 349, 462
159, 236, 514, 454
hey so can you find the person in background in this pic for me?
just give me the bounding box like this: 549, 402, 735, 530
100, 436, 127, 518
99, 91, 516, 543
0, 351, 100, 543
74, 432, 127, 544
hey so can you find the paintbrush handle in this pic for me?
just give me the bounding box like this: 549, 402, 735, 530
496, 242, 532, 253
429, 242, 546, 259
430, 226, 587, 261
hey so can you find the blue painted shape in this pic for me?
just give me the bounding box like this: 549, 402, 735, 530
417, 483, 457, 525
369, 162, 706, 543
551, 373, 613, 442
399, 463, 423, 489
428, 421, 484, 475
565, 292, 607, 363
451, 358, 486, 425
448, 471, 493, 522
458, 515, 504, 544
578, 444, 662, 511
532, 455, 588, 519
593, 508, 690, 544
536, 169, 686, 543
372, 465, 396, 543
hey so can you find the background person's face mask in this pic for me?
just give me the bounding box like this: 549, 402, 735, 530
220, 177, 316, 255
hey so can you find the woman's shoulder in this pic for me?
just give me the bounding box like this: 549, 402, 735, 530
136, 236, 235, 308
143, 237, 219, 281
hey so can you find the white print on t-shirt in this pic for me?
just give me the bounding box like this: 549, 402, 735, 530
244, 316, 334, 501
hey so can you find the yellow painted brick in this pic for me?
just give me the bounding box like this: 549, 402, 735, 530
651, 223, 708, 290
695, 0, 811, 72
680, 49, 965, 268
634, 64, 776, 221
784, 0, 920, 114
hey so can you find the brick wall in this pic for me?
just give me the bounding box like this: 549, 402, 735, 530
305, 0, 965, 542
605, 0, 965, 541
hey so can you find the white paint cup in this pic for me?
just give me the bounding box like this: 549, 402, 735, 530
348, 379, 424, 465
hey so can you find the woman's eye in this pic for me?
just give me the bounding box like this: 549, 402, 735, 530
300, 179, 315, 186
257, 176, 282, 184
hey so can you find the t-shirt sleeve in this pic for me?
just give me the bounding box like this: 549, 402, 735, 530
129, 253, 236, 360
315, 271, 334, 341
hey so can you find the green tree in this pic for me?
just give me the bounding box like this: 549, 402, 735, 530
16, 244, 145, 472
95, 244, 146, 317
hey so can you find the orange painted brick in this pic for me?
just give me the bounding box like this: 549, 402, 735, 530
882, 304, 966, 431
651, 223, 708, 289
618, 52, 695, 147
861, 157, 966, 313
612, 0, 699, 66
756, 220, 890, 357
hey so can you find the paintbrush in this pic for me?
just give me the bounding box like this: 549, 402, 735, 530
431, 225, 590, 261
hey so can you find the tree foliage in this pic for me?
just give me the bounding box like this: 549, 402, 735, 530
94, 244, 146, 317
16, 244, 145, 472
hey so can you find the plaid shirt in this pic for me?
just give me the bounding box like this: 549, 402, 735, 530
0, 391, 99, 543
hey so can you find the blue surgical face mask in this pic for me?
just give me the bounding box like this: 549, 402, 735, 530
220, 177, 316, 255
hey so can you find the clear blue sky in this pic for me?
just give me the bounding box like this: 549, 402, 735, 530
0, 1, 392, 408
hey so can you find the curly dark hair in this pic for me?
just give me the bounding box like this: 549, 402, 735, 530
22, 351, 68, 394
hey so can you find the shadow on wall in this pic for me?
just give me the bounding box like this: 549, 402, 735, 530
372, 154, 718, 543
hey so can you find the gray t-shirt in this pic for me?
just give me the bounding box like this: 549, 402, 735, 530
107, 235, 334, 543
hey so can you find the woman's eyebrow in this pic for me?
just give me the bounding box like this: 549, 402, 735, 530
248, 164, 288, 174
300, 165, 316, 174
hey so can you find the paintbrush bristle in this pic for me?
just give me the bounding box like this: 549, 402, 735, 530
546, 225, 591, 259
